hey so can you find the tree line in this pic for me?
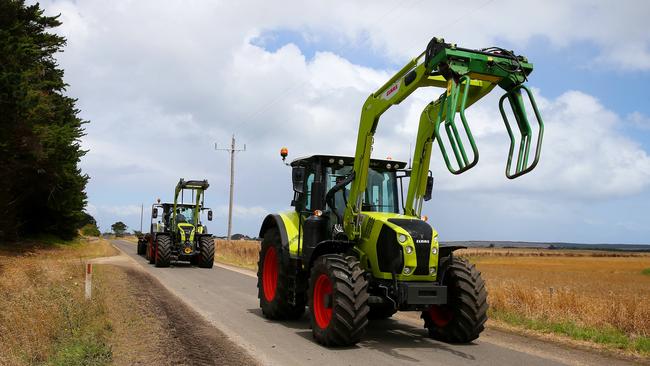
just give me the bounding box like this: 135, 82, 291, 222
0, 0, 91, 241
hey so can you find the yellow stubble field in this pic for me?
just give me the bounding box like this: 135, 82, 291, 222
459, 248, 650, 354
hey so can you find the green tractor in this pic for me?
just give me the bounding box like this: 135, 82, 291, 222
257, 37, 544, 346
144, 179, 215, 268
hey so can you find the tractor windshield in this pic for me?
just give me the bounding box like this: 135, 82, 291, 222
326, 165, 398, 213
176, 207, 195, 224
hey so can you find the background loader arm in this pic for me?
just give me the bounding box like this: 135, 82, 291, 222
344, 37, 544, 239
172, 179, 210, 227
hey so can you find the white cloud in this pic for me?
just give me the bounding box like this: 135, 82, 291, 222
214, 205, 269, 219
627, 112, 650, 130
34, 0, 650, 242
433, 90, 650, 199
99, 205, 143, 217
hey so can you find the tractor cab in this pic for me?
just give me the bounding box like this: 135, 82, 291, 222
289, 155, 426, 218
172, 179, 211, 238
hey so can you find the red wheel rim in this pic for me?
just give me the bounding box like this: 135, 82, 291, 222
427, 305, 453, 327
313, 274, 333, 329
262, 246, 279, 301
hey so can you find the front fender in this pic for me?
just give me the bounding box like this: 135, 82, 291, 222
259, 212, 302, 258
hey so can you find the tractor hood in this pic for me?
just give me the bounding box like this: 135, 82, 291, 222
359, 212, 440, 281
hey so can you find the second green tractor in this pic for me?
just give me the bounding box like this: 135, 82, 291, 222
140, 179, 215, 268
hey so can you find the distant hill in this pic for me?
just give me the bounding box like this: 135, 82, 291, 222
441, 240, 650, 252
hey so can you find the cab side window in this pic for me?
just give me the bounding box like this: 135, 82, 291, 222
304, 173, 315, 211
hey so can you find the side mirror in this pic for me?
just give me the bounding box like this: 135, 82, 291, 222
152, 209, 158, 219
292, 166, 306, 194
207, 210, 213, 221
424, 176, 434, 201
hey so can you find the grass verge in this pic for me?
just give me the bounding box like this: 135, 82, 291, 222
491, 309, 650, 356
0, 238, 115, 365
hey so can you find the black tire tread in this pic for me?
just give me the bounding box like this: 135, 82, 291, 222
155, 235, 171, 268
137, 240, 146, 255
257, 228, 305, 320
423, 257, 488, 343
309, 254, 369, 347
198, 236, 215, 268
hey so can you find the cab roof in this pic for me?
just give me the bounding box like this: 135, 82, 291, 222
290, 154, 407, 170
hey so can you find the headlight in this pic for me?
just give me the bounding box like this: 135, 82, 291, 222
405, 246, 414, 254
431, 247, 437, 255
397, 233, 408, 243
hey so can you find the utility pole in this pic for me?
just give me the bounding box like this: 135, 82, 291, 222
140, 203, 143, 233
215, 134, 246, 241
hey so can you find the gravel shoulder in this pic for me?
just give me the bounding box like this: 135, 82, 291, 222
94, 248, 259, 365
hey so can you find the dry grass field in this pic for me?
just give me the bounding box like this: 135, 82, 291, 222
457, 248, 650, 356
215, 239, 260, 270
215, 241, 650, 356
0, 237, 118, 365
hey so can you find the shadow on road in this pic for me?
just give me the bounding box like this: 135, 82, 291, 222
246, 308, 477, 362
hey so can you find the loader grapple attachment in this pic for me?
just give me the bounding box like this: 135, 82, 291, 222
433, 75, 479, 175
422, 38, 544, 179
499, 85, 544, 179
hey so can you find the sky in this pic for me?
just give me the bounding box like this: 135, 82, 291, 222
37, 0, 650, 244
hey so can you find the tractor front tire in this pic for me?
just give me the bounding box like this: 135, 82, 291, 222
422, 257, 488, 343
198, 236, 215, 268
155, 235, 171, 268
309, 254, 369, 347
257, 228, 305, 320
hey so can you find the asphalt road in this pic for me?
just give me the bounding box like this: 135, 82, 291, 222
111, 240, 641, 366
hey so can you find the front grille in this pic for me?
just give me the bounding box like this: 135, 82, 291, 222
414, 242, 431, 275
388, 219, 433, 275
376, 225, 403, 273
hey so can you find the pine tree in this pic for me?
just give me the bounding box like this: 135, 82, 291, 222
0, 0, 89, 240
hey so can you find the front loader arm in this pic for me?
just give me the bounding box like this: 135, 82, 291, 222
343, 52, 432, 239
404, 79, 495, 217
344, 37, 544, 240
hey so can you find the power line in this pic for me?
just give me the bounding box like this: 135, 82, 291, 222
215, 134, 246, 241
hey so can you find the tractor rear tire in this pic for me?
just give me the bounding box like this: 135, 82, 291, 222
257, 228, 305, 320
147, 240, 155, 264
198, 236, 215, 268
137, 240, 146, 255
368, 303, 397, 320
422, 257, 487, 343
309, 254, 369, 347
155, 235, 171, 268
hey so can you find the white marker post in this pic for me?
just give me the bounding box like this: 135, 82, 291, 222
85, 262, 92, 300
